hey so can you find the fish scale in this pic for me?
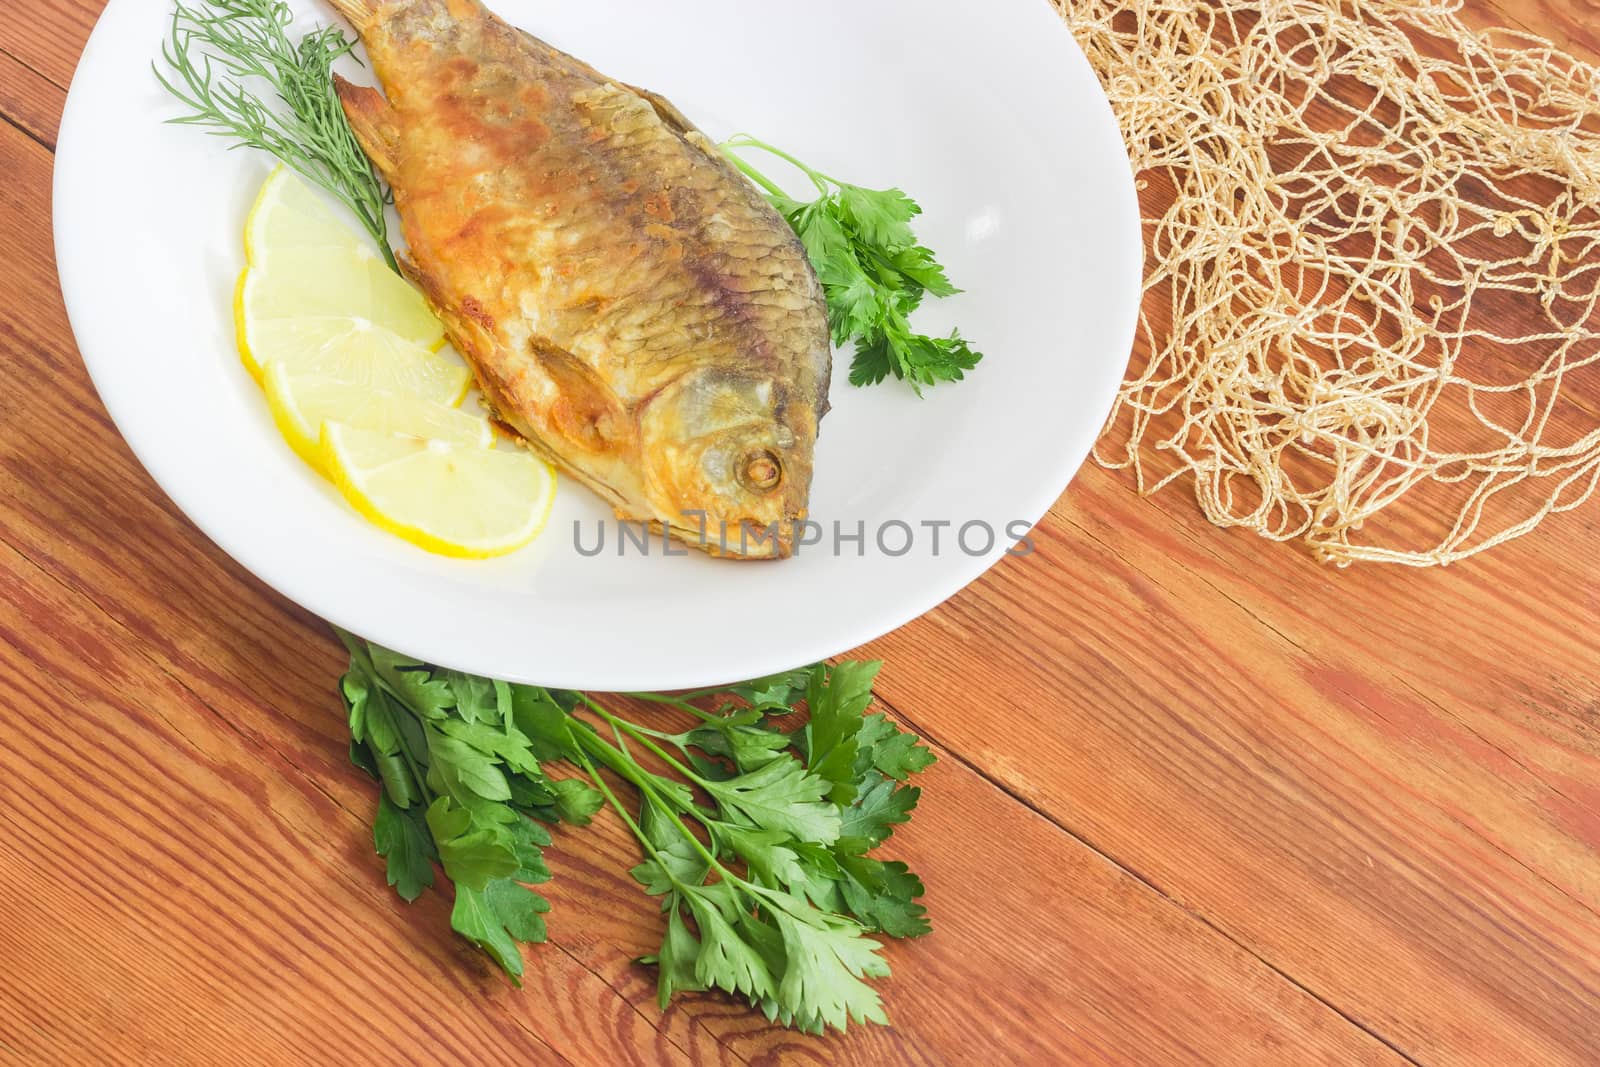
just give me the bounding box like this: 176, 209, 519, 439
328, 0, 830, 558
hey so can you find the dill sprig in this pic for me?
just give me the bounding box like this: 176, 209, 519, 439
154, 0, 396, 270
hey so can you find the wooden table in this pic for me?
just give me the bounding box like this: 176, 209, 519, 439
3, 1, 1597, 1063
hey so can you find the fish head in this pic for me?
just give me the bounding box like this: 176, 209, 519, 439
638, 367, 817, 559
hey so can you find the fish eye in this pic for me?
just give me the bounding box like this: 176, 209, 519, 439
740, 449, 783, 492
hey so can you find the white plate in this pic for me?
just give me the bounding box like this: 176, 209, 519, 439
54, 0, 1140, 691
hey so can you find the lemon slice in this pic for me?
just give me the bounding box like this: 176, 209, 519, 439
245, 165, 368, 259
237, 170, 445, 378
322, 423, 557, 559
237, 251, 447, 378
265, 363, 492, 469
247, 313, 471, 404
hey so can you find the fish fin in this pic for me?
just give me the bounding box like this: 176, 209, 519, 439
325, 0, 381, 31
399, 254, 632, 455
334, 76, 400, 181
396, 252, 443, 308
624, 84, 738, 175
527, 337, 634, 454
622, 84, 701, 138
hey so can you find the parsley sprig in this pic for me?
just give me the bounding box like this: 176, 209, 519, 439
722, 135, 984, 394
340, 633, 935, 1033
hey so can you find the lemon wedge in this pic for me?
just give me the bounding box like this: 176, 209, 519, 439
322, 423, 556, 559
264, 363, 493, 469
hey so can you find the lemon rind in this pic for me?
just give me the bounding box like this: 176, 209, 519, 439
320, 425, 557, 560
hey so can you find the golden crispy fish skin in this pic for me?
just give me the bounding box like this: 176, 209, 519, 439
327, 0, 830, 559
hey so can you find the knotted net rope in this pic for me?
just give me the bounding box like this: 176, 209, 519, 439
1061, 0, 1600, 565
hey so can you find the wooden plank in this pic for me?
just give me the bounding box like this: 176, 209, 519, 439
1469, 0, 1600, 55
1071, 462, 1600, 813
541, 693, 1411, 1064
0, 533, 1404, 1064
0, 540, 704, 1067
0, 49, 59, 147
0, 3, 98, 90
0, 532, 1404, 1066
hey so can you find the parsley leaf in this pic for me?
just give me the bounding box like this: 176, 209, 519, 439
805, 661, 880, 804
445, 670, 499, 726
685, 709, 793, 773
837, 182, 921, 250
770, 907, 890, 1032
373, 793, 435, 902
547, 777, 605, 826
722, 134, 984, 394
838, 856, 931, 939
368, 645, 455, 718
852, 321, 983, 393
426, 727, 513, 805
424, 797, 520, 890
686, 891, 779, 1003
856, 712, 937, 780
451, 879, 550, 986
336, 631, 568, 982
727, 669, 813, 712
839, 774, 920, 851
647, 908, 707, 1010
702, 758, 841, 845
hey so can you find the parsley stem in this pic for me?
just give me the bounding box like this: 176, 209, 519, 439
566, 725, 651, 791
571, 729, 729, 895
722, 135, 839, 194
571, 746, 651, 845
662, 812, 726, 882
391, 736, 431, 805
720, 149, 795, 200
578, 697, 710, 788
623, 692, 722, 724
562, 707, 688, 812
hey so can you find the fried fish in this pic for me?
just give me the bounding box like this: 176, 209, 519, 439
327, 0, 831, 558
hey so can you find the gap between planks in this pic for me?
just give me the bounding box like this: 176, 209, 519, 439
1052, 508, 1600, 928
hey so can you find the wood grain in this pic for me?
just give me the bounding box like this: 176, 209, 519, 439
3, 0, 1599, 1063
862, 486, 1600, 1064
0, 98, 1400, 1065
0, 113, 1396, 1064
0, 49, 58, 148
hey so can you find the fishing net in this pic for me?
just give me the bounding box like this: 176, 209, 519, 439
1060, 0, 1600, 565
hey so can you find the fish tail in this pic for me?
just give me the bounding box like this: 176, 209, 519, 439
334, 75, 400, 181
